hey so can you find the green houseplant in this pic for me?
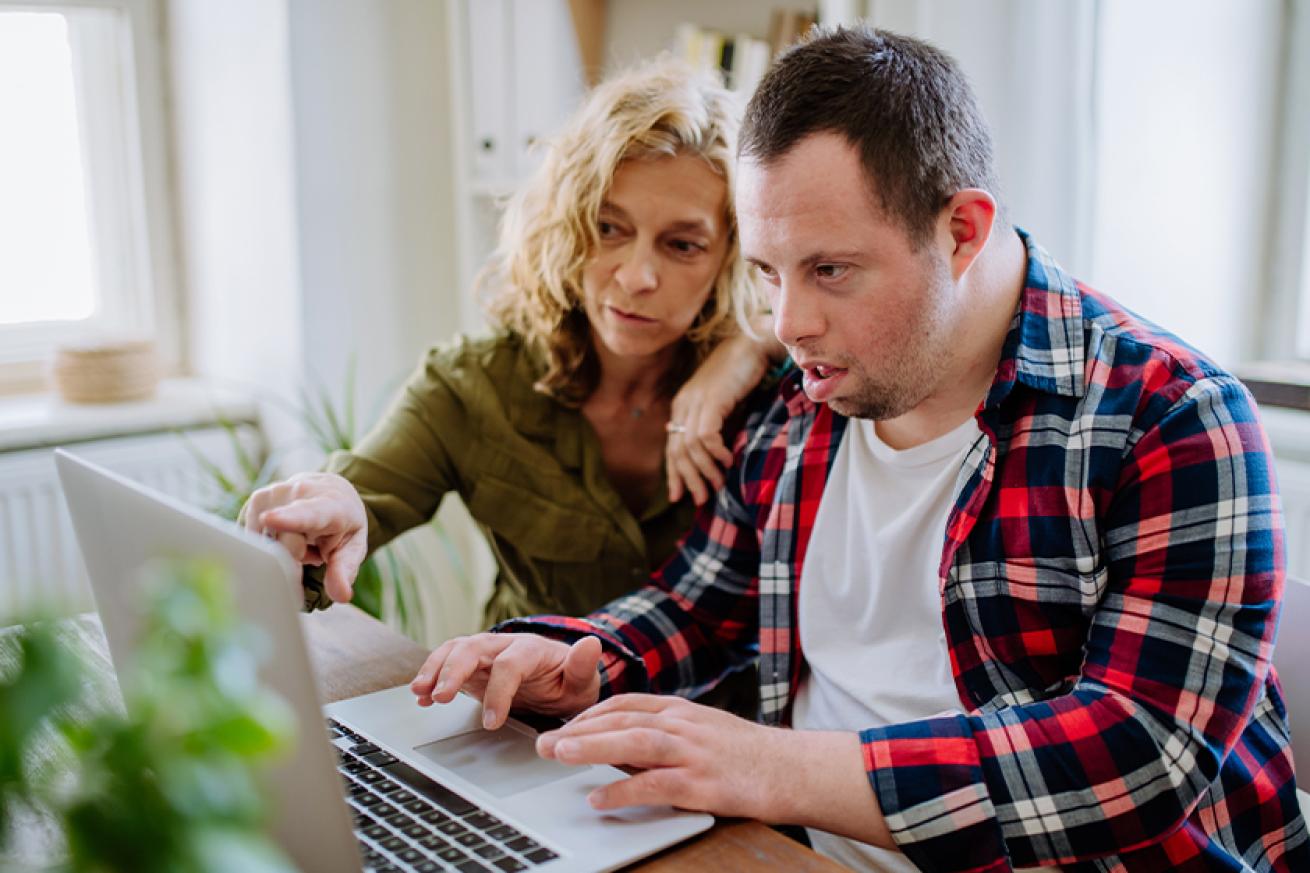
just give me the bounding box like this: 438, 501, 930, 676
0, 561, 297, 873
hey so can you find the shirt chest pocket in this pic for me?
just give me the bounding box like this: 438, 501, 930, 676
468, 474, 606, 563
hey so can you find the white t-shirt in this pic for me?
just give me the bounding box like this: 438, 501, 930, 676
793, 416, 980, 872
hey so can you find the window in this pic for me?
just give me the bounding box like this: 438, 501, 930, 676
1272, 0, 1310, 362
0, 0, 176, 391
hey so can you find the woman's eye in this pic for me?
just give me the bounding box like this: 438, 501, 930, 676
598, 220, 618, 237
669, 239, 705, 255
755, 263, 778, 280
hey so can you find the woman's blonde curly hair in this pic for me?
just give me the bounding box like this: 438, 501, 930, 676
483, 57, 760, 405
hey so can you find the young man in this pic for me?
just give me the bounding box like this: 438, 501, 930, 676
408, 28, 1308, 871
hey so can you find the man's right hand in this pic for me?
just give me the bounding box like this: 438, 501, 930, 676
410, 634, 603, 730
241, 472, 368, 603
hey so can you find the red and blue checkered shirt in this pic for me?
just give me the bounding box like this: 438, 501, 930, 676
503, 232, 1309, 871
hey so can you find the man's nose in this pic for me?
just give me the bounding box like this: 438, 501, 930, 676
772, 281, 823, 347
614, 242, 659, 295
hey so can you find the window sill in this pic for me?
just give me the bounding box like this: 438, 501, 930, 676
0, 378, 258, 453
1239, 360, 1310, 413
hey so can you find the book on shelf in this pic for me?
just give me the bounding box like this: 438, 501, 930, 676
673, 8, 816, 96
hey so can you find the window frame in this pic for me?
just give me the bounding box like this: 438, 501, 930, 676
0, 0, 180, 394
1259, 0, 1310, 364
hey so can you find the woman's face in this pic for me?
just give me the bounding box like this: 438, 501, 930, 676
580, 154, 731, 363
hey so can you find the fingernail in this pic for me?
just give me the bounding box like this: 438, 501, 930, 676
557, 740, 576, 760
587, 788, 605, 807
435, 679, 446, 695
483, 708, 497, 729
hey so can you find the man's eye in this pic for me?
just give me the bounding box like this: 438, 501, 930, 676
816, 263, 847, 279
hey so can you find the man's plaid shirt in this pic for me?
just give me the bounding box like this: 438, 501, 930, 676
503, 233, 1309, 871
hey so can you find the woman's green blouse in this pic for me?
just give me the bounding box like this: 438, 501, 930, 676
306, 333, 697, 626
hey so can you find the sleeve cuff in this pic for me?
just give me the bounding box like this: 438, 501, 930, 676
860, 714, 1010, 872
301, 566, 333, 612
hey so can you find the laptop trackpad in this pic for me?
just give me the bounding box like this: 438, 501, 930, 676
413, 727, 581, 798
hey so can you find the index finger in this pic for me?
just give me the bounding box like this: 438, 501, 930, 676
410, 634, 513, 705
259, 497, 346, 535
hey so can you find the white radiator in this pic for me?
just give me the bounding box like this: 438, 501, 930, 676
0, 425, 261, 619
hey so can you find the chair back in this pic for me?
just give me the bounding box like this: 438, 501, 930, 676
1274, 577, 1310, 776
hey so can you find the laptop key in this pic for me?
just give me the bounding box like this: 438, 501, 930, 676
473, 844, 504, 859
437, 820, 467, 836
381, 760, 478, 816
362, 824, 389, 840
436, 846, 466, 862
350, 742, 380, 755
486, 824, 518, 841
464, 812, 500, 830
420, 809, 450, 824
390, 790, 416, 804
455, 832, 485, 848
384, 813, 410, 829
494, 859, 527, 873
358, 770, 386, 784
402, 824, 428, 840
354, 793, 382, 807
404, 800, 430, 815
373, 804, 397, 818
396, 848, 423, 863
524, 848, 558, 864
379, 836, 405, 852
414, 863, 440, 873
505, 837, 537, 853
364, 751, 398, 767
456, 860, 493, 873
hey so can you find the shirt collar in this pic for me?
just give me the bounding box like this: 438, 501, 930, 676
983, 228, 1086, 409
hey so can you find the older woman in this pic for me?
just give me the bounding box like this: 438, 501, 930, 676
243, 59, 772, 627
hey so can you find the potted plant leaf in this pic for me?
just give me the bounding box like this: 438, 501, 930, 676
0, 561, 298, 873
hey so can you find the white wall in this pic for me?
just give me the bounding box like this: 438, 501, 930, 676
287, 0, 459, 412
168, 0, 305, 446
169, 0, 463, 441
1089, 0, 1283, 367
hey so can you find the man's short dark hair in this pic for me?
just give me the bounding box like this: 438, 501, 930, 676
741, 26, 1003, 246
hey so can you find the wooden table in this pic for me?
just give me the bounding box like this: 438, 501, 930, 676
304, 605, 845, 872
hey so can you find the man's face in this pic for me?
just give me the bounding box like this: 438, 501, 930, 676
736, 132, 959, 420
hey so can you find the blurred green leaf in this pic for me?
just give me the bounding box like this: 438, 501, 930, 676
0, 561, 297, 873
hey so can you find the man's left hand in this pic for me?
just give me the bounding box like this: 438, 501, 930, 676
535, 693, 785, 820
536, 692, 895, 849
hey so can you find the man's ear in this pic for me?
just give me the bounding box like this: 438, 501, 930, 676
941, 189, 997, 281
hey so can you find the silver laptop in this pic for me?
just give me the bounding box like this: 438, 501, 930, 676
54, 449, 712, 873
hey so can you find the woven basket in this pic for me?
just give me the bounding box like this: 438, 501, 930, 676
51, 339, 160, 403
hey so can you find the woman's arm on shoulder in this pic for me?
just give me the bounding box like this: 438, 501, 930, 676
666, 315, 784, 504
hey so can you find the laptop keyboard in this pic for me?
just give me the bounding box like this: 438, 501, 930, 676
328, 718, 561, 873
